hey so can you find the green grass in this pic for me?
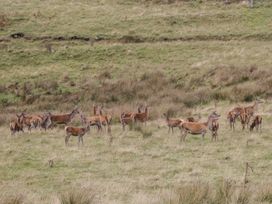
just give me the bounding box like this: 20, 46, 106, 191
1, 0, 272, 202
0, 103, 272, 203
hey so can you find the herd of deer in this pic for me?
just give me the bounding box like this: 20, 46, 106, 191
9, 101, 263, 145
165, 101, 262, 142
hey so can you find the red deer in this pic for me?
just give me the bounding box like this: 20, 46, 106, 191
122, 105, 142, 118
120, 112, 134, 131
231, 101, 261, 129
40, 112, 52, 131
64, 115, 90, 146
179, 111, 220, 142
50, 107, 79, 126
98, 105, 111, 131
186, 115, 202, 122
81, 105, 102, 132
250, 115, 262, 131
163, 113, 183, 134
10, 114, 24, 135
133, 105, 149, 125
244, 101, 260, 128
210, 119, 219, 141
120, 105, 142, 131
19, 113, 34, 131
227, 110, 238, 131
187, 117, 196, 122
239, 108, 250, 130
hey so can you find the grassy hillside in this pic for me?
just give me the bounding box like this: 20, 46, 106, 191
1, 0, 272, 203
1, 0, 272, 115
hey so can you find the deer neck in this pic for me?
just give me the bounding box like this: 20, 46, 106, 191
70, 110, 77, 119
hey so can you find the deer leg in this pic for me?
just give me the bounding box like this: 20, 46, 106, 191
65, 135, 70, 146
180, 129, 186, 142
202, 131, 205, 140
172, 127, 174, 134
122, 121, 125, 131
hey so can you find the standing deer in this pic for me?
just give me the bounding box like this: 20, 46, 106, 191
227, 110, 238, 131
120, 105, 143, 131
163, 113, 183, 134
250, 115, 262, 132
10, 114, 24, 135
40, 112, 52, 131
133, 105, 149, 126
179, 111, 220, 142
50, 107, 79, 126
210, 119, 219, 141
98, 105, 111, 132
64, 114, 90, 146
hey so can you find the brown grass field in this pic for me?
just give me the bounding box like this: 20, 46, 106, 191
1, 0, 272, 203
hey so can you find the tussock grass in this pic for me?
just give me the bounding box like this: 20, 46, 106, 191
58, 188, 95, 204
0, 193, 24, 204
0, 102, 272, 203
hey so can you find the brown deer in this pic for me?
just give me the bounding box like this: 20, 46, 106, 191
244, 101, 260, 128
120, 112, 134, 131
163, 113, 183, 134
80, 105, 102, 132
179, 111, 220, 142
120, 105, 143, 131
122, 105, 142, 118
133, 105, 149, 126
50, 107, 79, 126
210, 119, 219, 141
98, 105, 111, 131
10, 114, 24, 135
64, 114, 90, 146
187, 117, 196, 122
19, 112, 34, 131
40, 112, 52, 131
227, 110, 238, 131
250, 115, 262, 132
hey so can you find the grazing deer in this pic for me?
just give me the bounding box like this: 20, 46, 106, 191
163, 113, 183, 134
10, 114, 24, 135
133, 105, 149, 126
179, 111, 220, 142
50, 107, 79, 126
64, 114, 90, 146
250, 115, 262, 132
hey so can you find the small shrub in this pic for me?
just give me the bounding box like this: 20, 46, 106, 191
0, 194, 24, 204
58, 188, 95, 204
258, 185, 272, 203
